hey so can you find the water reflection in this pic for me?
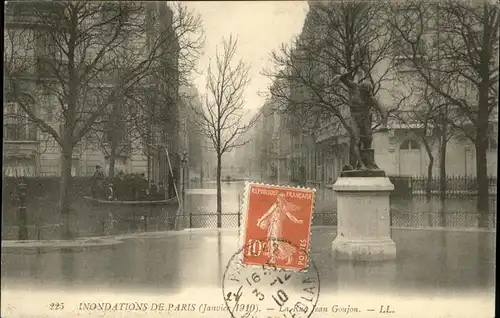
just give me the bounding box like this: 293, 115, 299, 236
183, 182, 243, 229
60, 248, 76, 283
1, 228, 495, 295
1, 182, 495, 304
28, 253, 43, 279
2, 238, 183, 294
217, 231, 223, 284
183, 182, 496, 229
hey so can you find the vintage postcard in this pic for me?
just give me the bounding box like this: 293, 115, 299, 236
1, 1, 496, 317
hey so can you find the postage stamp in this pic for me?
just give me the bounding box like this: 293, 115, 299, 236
240, 183, 316, 271
223, 238, 321, 318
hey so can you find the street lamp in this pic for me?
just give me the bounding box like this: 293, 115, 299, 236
9, 160, 35, 241
180, 149, 188, 215
17, 179, 28, 240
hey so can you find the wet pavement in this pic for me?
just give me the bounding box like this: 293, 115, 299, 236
1, 182, 496, 317
1, 227, 495, 295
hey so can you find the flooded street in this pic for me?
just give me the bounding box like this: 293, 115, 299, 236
182, 181, 496, 229
1, 227, 495, 317
2, 227, 495, 294
1, 181, 496, 317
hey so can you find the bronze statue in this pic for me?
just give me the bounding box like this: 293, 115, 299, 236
333, 73, 387, 171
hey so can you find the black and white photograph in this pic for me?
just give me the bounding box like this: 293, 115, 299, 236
2, 1, 497, 317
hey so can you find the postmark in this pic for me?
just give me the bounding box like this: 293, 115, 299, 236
223, 238, 320, 318
240, 183, 316, 271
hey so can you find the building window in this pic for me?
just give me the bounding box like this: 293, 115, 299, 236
40, 90, 55, 122
400, 139, 420, 150
3, 156, 37, 177
3, 102, 37, 141
104, 156, 128, 175
86, 165, 97, 176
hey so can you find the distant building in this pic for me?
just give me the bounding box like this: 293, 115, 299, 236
179, 86, 208, 182
239, 89, 292, 184
306, 2, 497, 181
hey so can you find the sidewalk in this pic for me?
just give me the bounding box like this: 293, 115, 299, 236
2, 226, 495, 296
2, 225, 495, 253
0, 228, 241, 253
1, 237, 124, 253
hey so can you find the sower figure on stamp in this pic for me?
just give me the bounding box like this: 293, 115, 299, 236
257, 192, 303, 265
333, 72, 388, 170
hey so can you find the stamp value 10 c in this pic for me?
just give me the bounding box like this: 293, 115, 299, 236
241, 183, 316, 271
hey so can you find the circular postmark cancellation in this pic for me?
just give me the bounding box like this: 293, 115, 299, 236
222, 238, 320, 318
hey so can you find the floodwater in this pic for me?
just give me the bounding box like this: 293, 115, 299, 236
1, 228, 495, 294
182, 181, 497, 229
1, 182, 496, 317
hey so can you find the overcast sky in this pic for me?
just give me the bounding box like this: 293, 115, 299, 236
186, 1, 309, 113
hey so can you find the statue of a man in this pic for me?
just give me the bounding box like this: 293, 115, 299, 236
333, 73, 387, 170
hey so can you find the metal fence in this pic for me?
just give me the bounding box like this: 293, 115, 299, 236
3, 206, 495, 241
3, 176, 497, 240
390, 175, 497, 197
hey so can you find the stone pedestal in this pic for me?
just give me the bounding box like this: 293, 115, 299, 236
332, 174, 396, 261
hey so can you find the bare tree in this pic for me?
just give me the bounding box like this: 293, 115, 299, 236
4, 2, 201, 237
85, 95, 139, 177
392, 81, 454, 197
263, 0, 401, 167
389, 0, 499, 223
84, 3, 204, 179
191, 35, 258, 227
184, 90, 206, 178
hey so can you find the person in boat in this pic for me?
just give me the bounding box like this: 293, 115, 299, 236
91, 165, 105, 198
168, 171, 177, 199
149, 180, 158, 200
113, 171, 126, 200
126, 173, 137, 201
138, 173, 149, 200
157, 181, 166, 200
105, 182, 116, 201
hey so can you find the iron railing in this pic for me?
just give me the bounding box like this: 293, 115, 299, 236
4, 207, 495, 241
389, 175, 497, 197
2, 177, 497, 241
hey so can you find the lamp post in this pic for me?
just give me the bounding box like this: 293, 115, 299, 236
180, 150, 188, 225
17, 180, 28, 240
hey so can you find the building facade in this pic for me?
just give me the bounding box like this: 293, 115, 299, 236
3, 2, 184, 182
243, 1, 497, 184
180, 86, 207, 182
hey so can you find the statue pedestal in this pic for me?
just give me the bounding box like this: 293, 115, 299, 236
332, 173, 396, 261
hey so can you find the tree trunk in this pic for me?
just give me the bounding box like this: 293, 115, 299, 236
59, 144, 74, 239
216, 153, 222, 228
424, 145, 434, 201
200, 165, 204, 186
147, 153, 151, 180
436, 136, 446, 226
108, 147, 116, 179
475, 130, 490, 228
476, 72, 490, 228
439, 123, 447, 200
